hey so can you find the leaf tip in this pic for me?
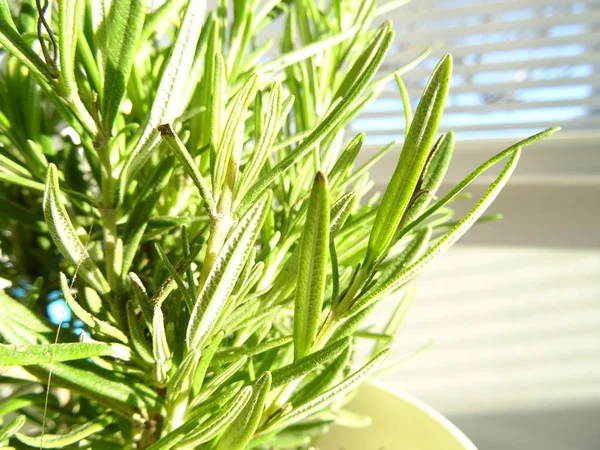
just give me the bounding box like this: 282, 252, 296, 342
157, 123, 175, 137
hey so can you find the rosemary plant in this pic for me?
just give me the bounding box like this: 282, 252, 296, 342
0, 0, 557, 448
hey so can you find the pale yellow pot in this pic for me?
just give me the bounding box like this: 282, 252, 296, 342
318, 382, 477, 450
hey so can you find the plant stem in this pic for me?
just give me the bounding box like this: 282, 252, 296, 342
198, 156, 236, 286
198, 213, 232, 286
163, 395, 188, 436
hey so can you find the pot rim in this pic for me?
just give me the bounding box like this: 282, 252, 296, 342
367, 379, 478, 450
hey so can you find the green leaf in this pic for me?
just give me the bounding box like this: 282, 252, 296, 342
122, 157, 175, 277
234, 22, 393, 218
187, 192, 271, 351
328, 133, 364, 188
44, 165, 110, 294
294, 172, 330, 360
24, 361, 162, 416
118, 0, 205, 199
128, 272, 153, 331
125, 301, 154, 365
0, 14, 52, 83
0, 194, 45, 231
213, 73, 258, 199
0, 342, 117, 366
192, 356, 248, 407
212, 336, 292, 365
351, 148, 523, 317
58, 0, 81, 91
158, 123, 214, 212
345, 140, 396, 188
0, 171, 95, 205
366, 54, 452, 268
271, 337, 350, 390
404, 131, 455, 224
154, 242, 193, 311
168, 348, 200, 401
192, 330, 224, 396
16, 414, 114, 448
59, 273, 127, 343
394, 74, 412, 132
264, 349, 390, 433
216, 372, 272, 450
152, 305, 171, 382
57, 0, 97, 134
378, 226, 432, 287
102, 0, 146, 133
329, 192, 356, 237
396, 127, 560, 246
262, 26, 358, 73
147, 386, 252, 450
0, 415, 25, 442
237, 82, 284, 199
0, 294, 52, 346
210, 52, 226, 160
291, 344, 350, 406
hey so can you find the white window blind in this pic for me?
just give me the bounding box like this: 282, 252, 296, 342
355, 0, 600, 145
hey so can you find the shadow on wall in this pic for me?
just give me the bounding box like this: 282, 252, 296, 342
450, 404, 600, 450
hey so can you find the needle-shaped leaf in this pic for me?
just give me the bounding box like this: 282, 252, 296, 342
264, 349, 390, 433
395, 74, 412, 132
168, 348, 200, 401
216, 372, 272, 450
329, 192, 357, 237
0, 414, 26, 442
16, 414, 114, 448
350, 148, 522, 317
0, 12, 53, 83
152, 305, 171, 382
192, 356, 248, 406
271, 337, 350, 390
192, 330, 224, 396
213, 73, 258, 198
118, 0, 205, 199
125, 301, 154, 364
158, 123, 214, 212
378, 227, 432, 287
24, 360, 162, 416
154, 242, 193, 311
59, 273, 127, 343
122, 157, 175, 276
328, 133, 364, 188
128, 272, 153, 331
58, 0, 81, 91
44, 165, 110, 294
396, 127, 559, 244
291, 345, 351, 406
102, 0, 146, 133
366, 54, 452, 268
187, 192, 271, 351
237, 82, 283, 199
0, 171, 95, 205
212, 336, 293, 365
404, 131, 455, 224
0, 342, 117, 366
0, 292, 52, 335
234, 22, 393, 218
210, 52, 226, 159
57, 0, 97, 134
294, 172, 330, 360
262, 26, 358, 73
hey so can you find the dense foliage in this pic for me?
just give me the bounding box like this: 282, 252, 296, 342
0, 0, 557, 448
